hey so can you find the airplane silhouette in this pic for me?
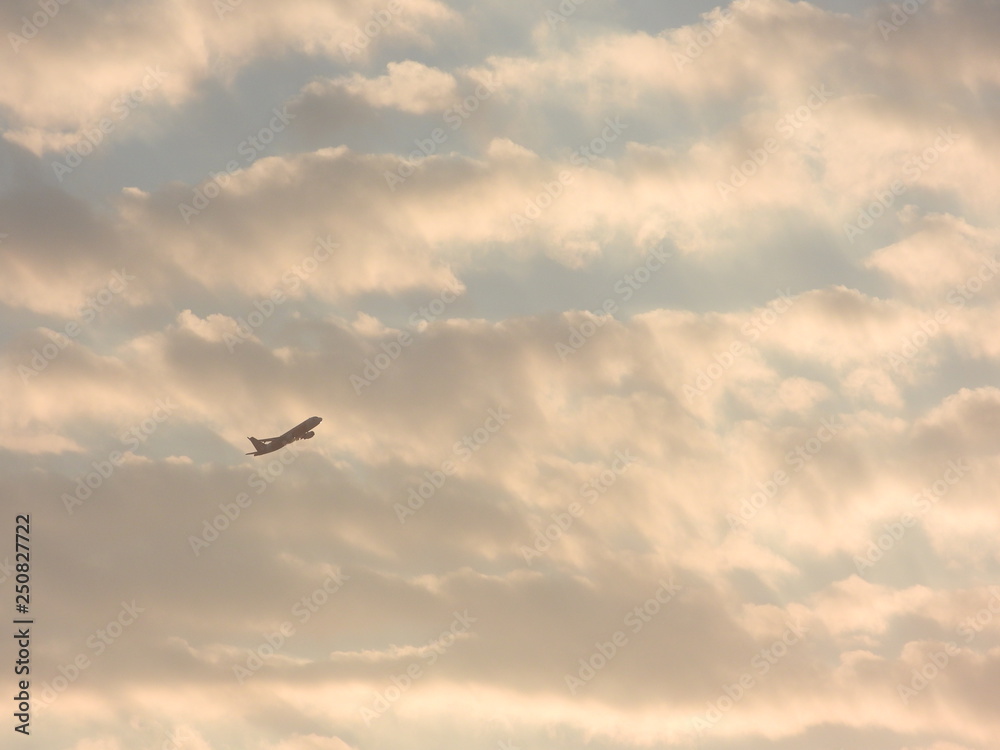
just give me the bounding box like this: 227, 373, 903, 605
246, 416, 322, 456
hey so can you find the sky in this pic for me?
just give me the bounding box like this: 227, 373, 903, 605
1, 0, 1000, 748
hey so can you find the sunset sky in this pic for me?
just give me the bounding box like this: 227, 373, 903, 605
2, 0, 1000, 748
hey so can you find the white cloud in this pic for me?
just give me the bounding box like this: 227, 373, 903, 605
3, 1, 1000, 748
0, 0, 458, 154
321, 60, 459, 114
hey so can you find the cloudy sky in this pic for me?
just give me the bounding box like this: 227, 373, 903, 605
2, 0, 1000, 748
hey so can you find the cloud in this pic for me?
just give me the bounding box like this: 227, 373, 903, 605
0, 0, 458, 154
865, 213, 1000, 299
4, 1, 1000, 748
317, 61, 459, 114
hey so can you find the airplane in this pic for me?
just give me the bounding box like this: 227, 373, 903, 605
246, 416, 323, 456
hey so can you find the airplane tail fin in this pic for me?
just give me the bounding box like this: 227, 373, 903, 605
246, 437, 267, 455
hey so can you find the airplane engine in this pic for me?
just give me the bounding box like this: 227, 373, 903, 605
302, 431, 315, 439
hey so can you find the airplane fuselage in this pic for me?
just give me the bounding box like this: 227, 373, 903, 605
246, 416, 322, 456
